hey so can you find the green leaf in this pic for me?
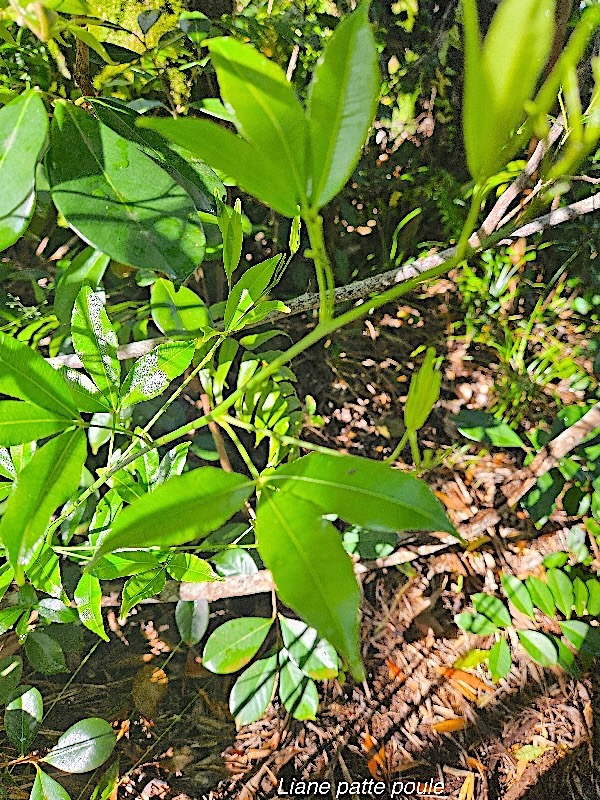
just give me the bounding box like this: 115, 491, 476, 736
306, 3, 379, 209
453, 649, 490, 669
175, 599, 209, 646
526, 576, 556, 617
203, 617, 273, 674
25, 630, 68, 675
30, 769, 71, 800
264, 452, 454, 534
517, 630, 558, 667
573, 577, 588, 617
26, 543, 63, 598
225, 255, 285, 332
278, 655, 319, 720
559, 620, 589, 650
59, 368, 111, 414
229, 654, 278, 726
38, 599, 77, 625
42, 718, 116, 773
279, 616, 338, 680
120, 341, 195, 408
5, 685, 43, 753
137, 117, 300, 218
255, 492, 363, 681
154, 442, 189, 486
89, 760, 119, 800
208, 37, 307, 205
0, 91, 48, 251
586, 578, 600, 616
404, 348, 441, 433
120, 568, 166, 618
216, 196, 243, 287
546, 569, 574, 619
48, 102, 206, 282
0, 447, 16, 480
87, 467, 253, 564
74, 573, 109, 641
54, 247, 110, 326
0, 429, 86, 582
472, 593, 512, 628
0, 607, 24, 635
455, 410, 525, 448
212, 548, 258, 577
501, 574, 535, 619
0, 331, 79, 418
165, 552, 219, 582
0, 401, 72, 446
0, 656, 23, 705
553, 635, 580, 677
71, 287, 120, 410
488, 637, 511, 683
150, 279, 212, 338
454, 612, 498, 635
91, 552, 162, 580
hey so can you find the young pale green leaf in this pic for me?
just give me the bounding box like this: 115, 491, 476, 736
208, 37, 307, 205
278, 655, 319, 721
225, 255, 285, 332
74, 573, 109, 641
137, 117, 300, 218
119, 341, 195, 408
573, 577, 588, 617
256, 491, 364, 681
517, 630, 558, 667
0, 656, 23, 705
279, 616, 338, 680
488, 637, 512, 683
48, 102, 206, 282
0, 429, 86, 582
0, 91, 48, 251
5, 685, 43, 754
30, 769, 71, 800
71, 287, 120, 409
42, 718, 116, 773
586, 578, 600, 616
229, 654, 278, 727
471, 593, 512, 628
120, 568, 166, 618
175, 599, 209, 645
203, 617, 273, 674
501, 574, 535, 619
454, 612, 498, 636
88, 467, 253, 564
54, 247, 110, 326
546, 568, 574, 619
151, 279, 212, 338
165, 552, 219, 583
216, 195, 243, 287
526, 576, 556, 617
0, 401, 72, 446
453, 649, 490, 669
25, 631, 68, 675
264, 452, 454, 534
306, 3, 379, 209
0, 331, 79, 418
404, 348, 441, 432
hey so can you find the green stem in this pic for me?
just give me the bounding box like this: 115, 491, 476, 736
221, 414, 346, 458
303, 209, 335, 321
385, 429, 410, 464
408, 431, 421, 469
219, 418, 260, 480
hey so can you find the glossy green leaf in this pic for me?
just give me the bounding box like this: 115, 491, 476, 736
546, 569, 574, 619
88, 467, 253, 564
0, 331, 78, 418
212, 548, 258, 577
30, 769, 71, 800
120, 341, 195, 408
454, 612, 498, 635
0, 656, 23, 705
264, 452, 454, 534
163, 552, 216, 583
71, 287, 120, 409
0, 429, 86, 582
0, 401, 72, 446
256, 492, 363, 681
38, 599, 77, 625
5, 685, 43, 753
306, 3, 379, 209
48, 102, 206, 282
225, 255, 285, 332
455, 410, 525, 448
175, 599, 209, 646
25, 630, 68, 675
74, 573, 109, 641
58, 368, 111, 414
278, 655, 319, 720
42, 718, 116, 773
150, 278, 212, 338
203, 617, 273, 674
488, 637, 511, 683
586, 578, 600, 616
501, 574, 535, 619
279, 616, 338, 680
526, 576, 556, 617
137, 117, 300, 217
517, 630, 557, 667
0, 91, 48, 251
54, 247, 110, 326
560, 620, 589, 650
120, 568, 166, 618
472, 593, 512, 628
229, 654, 278, 726
573, 577, 588, 617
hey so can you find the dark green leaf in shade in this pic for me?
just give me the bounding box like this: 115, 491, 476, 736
54, 247, 110, 325
488, 637, 511, 683
0, 656, 23, 705
546, 569, 574, 619
120, 341, 195, 408
501, 574, 535, 619
89, 759, 119, 800
175, 599, 209, 645
0, 401, 71, 446
30, 769, 71, 800
278, 654, 319, 721
255, 491, 364, 681
203, 617, 273, 674
5, 685, 43, 753
279, 616, 338, 680
120, 568, 166, 618
42, 718, 116, 773
38, 599, 77, 624
150, 279, 212, 338
24, 630, 68, 674
553, 635, 580, 677
471, 593, 512, 628
517, 630, 558, 667
455, 410, 525, 448
526, 576, 556, 617
229, 654, 278, 726
74, 573, 109, 641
